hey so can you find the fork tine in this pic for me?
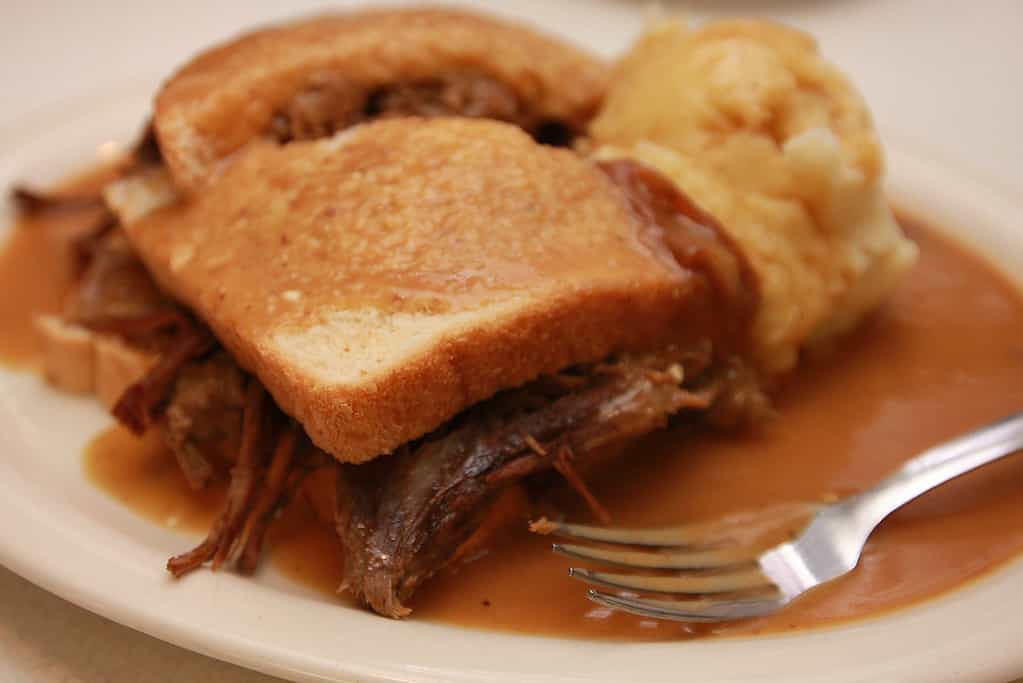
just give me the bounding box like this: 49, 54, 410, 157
553, 543, 755, 570
568, 566, 771, 594
535, 503, 821, 549
540, 520, 727, 548
587, 589, 783, 622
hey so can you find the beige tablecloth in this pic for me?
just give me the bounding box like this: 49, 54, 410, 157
0, 566, 284, 682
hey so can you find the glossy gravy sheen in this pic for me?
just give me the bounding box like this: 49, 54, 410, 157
4, 180, 1023, 638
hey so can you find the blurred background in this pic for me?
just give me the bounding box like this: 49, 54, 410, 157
3, 0, 1021, 196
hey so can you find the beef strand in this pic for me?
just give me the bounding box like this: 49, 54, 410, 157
167, 381, 267, 576
236, 422, 300, 573
10, 186, 104, 215
549, 442, 612, 525
234, 444, 330, 573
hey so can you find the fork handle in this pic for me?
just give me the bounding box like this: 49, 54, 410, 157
845, 411, 1023, 531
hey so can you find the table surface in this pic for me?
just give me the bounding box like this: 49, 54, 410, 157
2, 1, 1021, 681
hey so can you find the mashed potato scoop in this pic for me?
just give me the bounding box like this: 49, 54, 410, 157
590, 19, 917, 375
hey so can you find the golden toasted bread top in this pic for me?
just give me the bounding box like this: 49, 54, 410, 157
154, 7, 608, 192
122, 118, 709, 462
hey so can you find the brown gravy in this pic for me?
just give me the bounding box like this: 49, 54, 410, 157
86, 427, 226, 533
4, 180, 1023, 639
0, 165, 121, 367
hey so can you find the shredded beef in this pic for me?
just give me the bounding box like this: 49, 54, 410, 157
167, 411, 329, 577
65, 230, 171, 327
167, 382, 268, 576
64, 229, 243, 468
161, 352, 247, 489
271, 71, 576, 147
270, 74, 365, 142
111, 323, 215, 434
366, 73, 523, 123
335, 350, 760, 618
9, 186, 104, 215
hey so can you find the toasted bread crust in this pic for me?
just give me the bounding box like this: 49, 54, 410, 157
121, 119, 717, 463
154, 7, 608, 192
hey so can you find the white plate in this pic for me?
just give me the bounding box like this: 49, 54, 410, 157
2, 59, 1023, 683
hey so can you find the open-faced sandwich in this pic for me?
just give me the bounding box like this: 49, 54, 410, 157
18, 8, 915, 618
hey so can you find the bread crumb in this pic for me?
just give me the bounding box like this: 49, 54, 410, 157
528, 517, 557, 535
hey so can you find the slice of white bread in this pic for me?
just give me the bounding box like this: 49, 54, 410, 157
35, 315, 94, 394
111, 118, 736, 464
35, 315, 155, 410
153, 7, 608, 193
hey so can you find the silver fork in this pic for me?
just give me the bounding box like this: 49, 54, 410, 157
543, 411, 1023, 622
